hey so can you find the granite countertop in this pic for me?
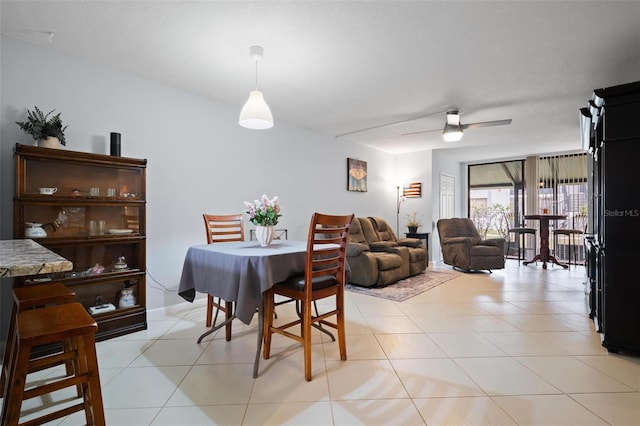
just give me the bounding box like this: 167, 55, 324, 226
0, 239, 73, 278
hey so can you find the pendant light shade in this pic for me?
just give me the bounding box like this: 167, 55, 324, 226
239, 90, 273, 129
239, 45, 273, 129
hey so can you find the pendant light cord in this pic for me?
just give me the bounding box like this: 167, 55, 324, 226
255, 60, 259, 90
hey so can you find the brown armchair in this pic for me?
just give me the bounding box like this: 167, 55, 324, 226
437, 218, 505, 272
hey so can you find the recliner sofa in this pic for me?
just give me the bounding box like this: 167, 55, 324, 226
436, 218, 505, 272
347, 217, 428, 287
367, 217, 428, 276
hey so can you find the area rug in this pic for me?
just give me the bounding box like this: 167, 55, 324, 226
346, 270, 459, 302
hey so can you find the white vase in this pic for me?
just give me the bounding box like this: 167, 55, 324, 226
38, 136, 61, 149
119, 287, 136, 308
255, 225, 275, 247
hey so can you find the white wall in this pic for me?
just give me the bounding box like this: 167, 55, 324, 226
1, 36, 420, 309
395, 150, 433, 249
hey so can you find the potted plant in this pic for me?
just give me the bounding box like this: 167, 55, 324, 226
16, 106, 67, 148
405, 211, 422, 233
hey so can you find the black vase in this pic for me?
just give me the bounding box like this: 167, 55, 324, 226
408, 226, 418, 233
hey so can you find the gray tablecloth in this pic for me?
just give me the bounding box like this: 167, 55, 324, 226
178, 240, 307, 324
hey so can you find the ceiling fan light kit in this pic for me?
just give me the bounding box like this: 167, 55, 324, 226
442, 124, 464, 142
442, 109, 464, 142
239, 45, 274, 130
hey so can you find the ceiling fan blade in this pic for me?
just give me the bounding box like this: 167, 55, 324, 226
401, 128, 442, 136
335, 110, 447, 138
462, 119, 512, 130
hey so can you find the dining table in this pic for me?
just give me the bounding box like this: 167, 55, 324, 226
178, 240, 308, 377
522, 214, 569, 269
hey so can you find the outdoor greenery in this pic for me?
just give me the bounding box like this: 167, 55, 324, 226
470, 203, 511, 239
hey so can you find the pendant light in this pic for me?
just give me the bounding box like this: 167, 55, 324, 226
239, 45, 273, 129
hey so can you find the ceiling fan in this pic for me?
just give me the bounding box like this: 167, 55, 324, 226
402, 109, 512, 142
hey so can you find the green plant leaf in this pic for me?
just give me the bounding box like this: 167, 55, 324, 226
15, 106, 67, 145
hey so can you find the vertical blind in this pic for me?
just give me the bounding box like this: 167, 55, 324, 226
536, 152, 588, 228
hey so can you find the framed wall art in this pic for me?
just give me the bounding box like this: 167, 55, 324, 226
403, 182, 422, 198
347, 158, 367, 192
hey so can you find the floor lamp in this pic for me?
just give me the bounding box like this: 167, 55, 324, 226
396, 185, 402, 236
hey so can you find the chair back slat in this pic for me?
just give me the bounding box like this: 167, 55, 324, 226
203, 214, 245, 244
123, 214, 140, 232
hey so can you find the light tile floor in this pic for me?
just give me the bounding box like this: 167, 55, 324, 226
4, 260, 640, 425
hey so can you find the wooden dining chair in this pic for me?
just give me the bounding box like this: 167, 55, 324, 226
263, 212, 354, 381
203, 213, 244, 341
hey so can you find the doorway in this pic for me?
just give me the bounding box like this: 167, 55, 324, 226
440, 173, 455, 218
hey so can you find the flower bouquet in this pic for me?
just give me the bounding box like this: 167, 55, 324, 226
244, 194, 282, 246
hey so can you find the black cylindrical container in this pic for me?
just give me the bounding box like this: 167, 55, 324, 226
110, 132, 121, 156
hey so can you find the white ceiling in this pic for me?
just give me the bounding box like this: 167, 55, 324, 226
1, 1, 639, 162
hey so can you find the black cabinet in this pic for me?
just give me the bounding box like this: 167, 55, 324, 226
586, 81, 640, 353
601, 250, 640, 352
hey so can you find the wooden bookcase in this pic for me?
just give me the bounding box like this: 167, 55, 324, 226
13, 143, 147, 341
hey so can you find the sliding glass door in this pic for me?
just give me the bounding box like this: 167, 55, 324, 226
468, 153, 588, 263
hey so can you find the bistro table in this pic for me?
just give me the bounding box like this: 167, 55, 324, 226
522, 214, 569, 269
178, 240, 307, 377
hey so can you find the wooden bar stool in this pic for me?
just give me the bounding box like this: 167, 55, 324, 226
552, 213, 587, 267
1, 302, 105, 426
1, 282, 76, 398
507, 226, 537, 263
553, 229, 584, 267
